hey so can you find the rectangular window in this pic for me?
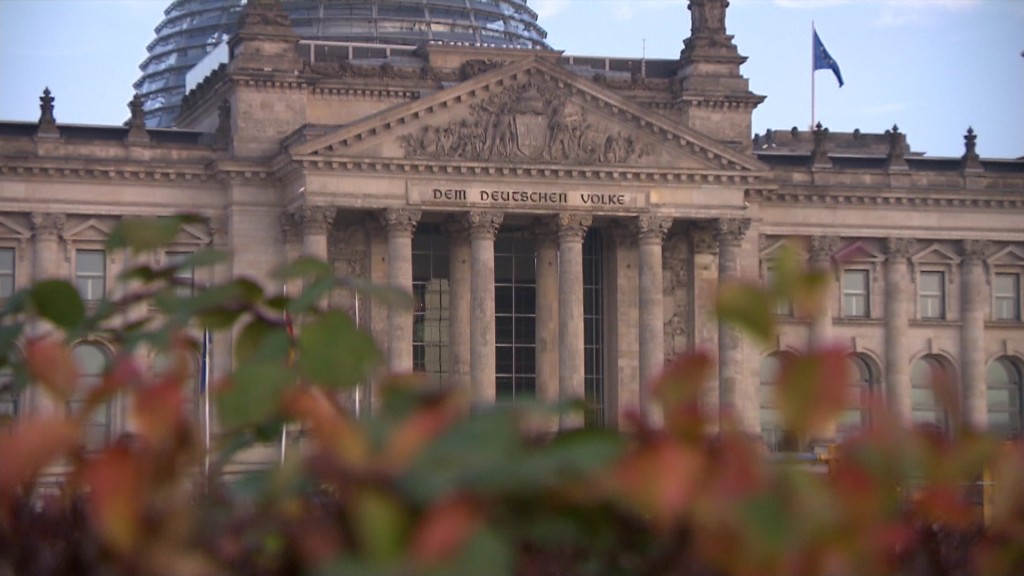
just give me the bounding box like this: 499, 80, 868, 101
841, 269, 869, 318
166, 251, 194, 296
75, 250, 106, 301
918, 271, 946, 320
0, 247, 13, 298
995, 273, 1021, 321
765, 267, 792, 316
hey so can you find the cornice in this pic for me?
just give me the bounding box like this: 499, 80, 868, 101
309, 86, 420, 101
287, 155, 768, 186
0, 161, 211, 183
747, 188, 1024, 210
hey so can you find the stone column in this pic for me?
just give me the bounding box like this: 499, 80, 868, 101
808, 235, 840, 348
636, 215, 672, 418
885, 237, 916, 425
295, 205, 336, 260
607, 223, 640, 428
716, 218, 753, 433
557, 213, 591, 428
960, 240, 989, 431
534, 219, 560, 406
690, 222, 720, 431
467, 211, 503, 405
378, 208, 420, 374
446, 218, 472, 396
30, 212, 65, 281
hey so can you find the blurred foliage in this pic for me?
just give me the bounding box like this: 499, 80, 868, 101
0, 218, 1022, 576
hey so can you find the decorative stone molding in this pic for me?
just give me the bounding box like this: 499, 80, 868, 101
960, 239, 991, 264
331, 226, 367, 278
714, 218, 750, 247
30, 212, 66, 238
465, 211, 504, 240
378, 208, 421, 237
291, 205, 337, 235
885, 124, 909, 170
809, 235, 841, 264
885, 237, 917, 260
556, 213, 592, 242
689, 222, 718, 255
207, 217, 229, 245
280, 212, 303, 244
400, 80, 652, 165
811, 122, 831, 167
532, 217, 560, 244
37, 88, 59, 138
125, 93, 149, 145
635, 215, 673, 244
444, 216, 471, 243
961, 127, 982, 171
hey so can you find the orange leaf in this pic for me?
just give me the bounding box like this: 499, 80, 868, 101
384, 394, 464, 470
409, 494, 482, 565
651, 350, 713, 439
134, 376, 187, 448
775, 346, 851, 439
0, 417, 80, 510
611, 435, 705, 530
84, 443, 149, 555
25, 338, 78, 401
285, 387, 369, 468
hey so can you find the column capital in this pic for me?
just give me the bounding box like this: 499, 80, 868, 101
635, 215, 673, 245
557, 213, 592, 243
291, 204, 336, 235
466, 210, 504, 240
959, 239, 991, 264
378, 208, 421, 237
885, 237, 917, 260
30, 212, 65, 238
809, 235, 841, 264
445, 216, 471, 242
714, 218, 750, 247
533, 217, 560, 244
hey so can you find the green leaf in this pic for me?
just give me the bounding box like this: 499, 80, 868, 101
216, 358, 294, 430
287, 276, 336, 314
297, 310, 380, 389
716, 280, 775, 345
236, 319, 290, 365
352, 487, 408, 564
106, 216, 186, 252
273, 256, 333, 281
30, 280, 85, 330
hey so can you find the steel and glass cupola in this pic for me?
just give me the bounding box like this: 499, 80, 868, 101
135, 0, 550, 127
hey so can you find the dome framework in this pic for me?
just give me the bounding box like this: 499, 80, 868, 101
136, 0, 550, 127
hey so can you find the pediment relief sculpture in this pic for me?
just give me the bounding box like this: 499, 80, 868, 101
399, 81, 653, 165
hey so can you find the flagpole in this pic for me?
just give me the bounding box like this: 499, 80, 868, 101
202, 327, 211, 486
811, 21, 816, 130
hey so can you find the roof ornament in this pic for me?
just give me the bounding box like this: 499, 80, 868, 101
961, 126, 982, 171
37, 87, 59, 138
811, 122, 831, 168
125, 93, 149, 145
885, 124, 908, 170
689, 0, 729, 36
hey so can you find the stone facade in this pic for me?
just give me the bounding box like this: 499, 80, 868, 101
1, 0, 1022, 453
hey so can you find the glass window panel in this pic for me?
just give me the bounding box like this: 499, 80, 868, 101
918, 271, 945, 319
76, 250, 106, 301
70, 344, 111, 450
495, 286, 514, 314
841, 269, 869, 318
994, 273, 1020, 321
0, 247, 14, 298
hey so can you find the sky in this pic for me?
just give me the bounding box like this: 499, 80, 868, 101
0, 0, 1021, 159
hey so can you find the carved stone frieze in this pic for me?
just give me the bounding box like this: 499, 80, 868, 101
556, 213, 592, 242
663, 231, 691, 360
689, 222, 718, 255
378, 208, 421, 236
960, 239, 992, 263
331, 226, 367, 278
635, 215, 673, 244
461, 59, 510, 79
400, 80, 653, 165
30, 212, 66, 238
885, 237, 917, 260
465, 211, 504, 240
809, 235, 841, 263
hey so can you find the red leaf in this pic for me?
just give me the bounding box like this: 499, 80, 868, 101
25, 338, 78, 401
0, 417, 80, 512
84, 443, 149, 555
611, 435, 706, 530
409, 494, 482, 564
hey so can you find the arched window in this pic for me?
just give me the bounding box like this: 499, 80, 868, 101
71, 343, 111, 450
987, 357, 1023, 439
0, 365, 16, 431
760, 353, 790, 452
911, 355, 953, 428
838, 354, 875, 436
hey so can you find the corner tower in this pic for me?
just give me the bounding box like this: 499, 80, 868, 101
675, 0, 764, 151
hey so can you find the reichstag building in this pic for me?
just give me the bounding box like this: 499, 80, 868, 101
1, 0, 1022, 452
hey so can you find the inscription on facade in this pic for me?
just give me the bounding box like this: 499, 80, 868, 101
413, 185, 645, 211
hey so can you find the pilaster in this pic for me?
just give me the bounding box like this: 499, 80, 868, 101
960, 239, 990, 431
885, 237, 916, 425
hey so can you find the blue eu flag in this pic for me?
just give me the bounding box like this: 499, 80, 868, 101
813, 29, 844, 87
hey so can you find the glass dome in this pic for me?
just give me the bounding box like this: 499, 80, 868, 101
135, 0, 550, 127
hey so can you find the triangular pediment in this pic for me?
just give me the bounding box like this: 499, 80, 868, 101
988, 246, 1024, 266
911, 243, 960, 265
834, 241, 884, 264
289, 57, 765, 173
0, 216, 30, 240
173, 224, 211, 246
63, 219, 110, 242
